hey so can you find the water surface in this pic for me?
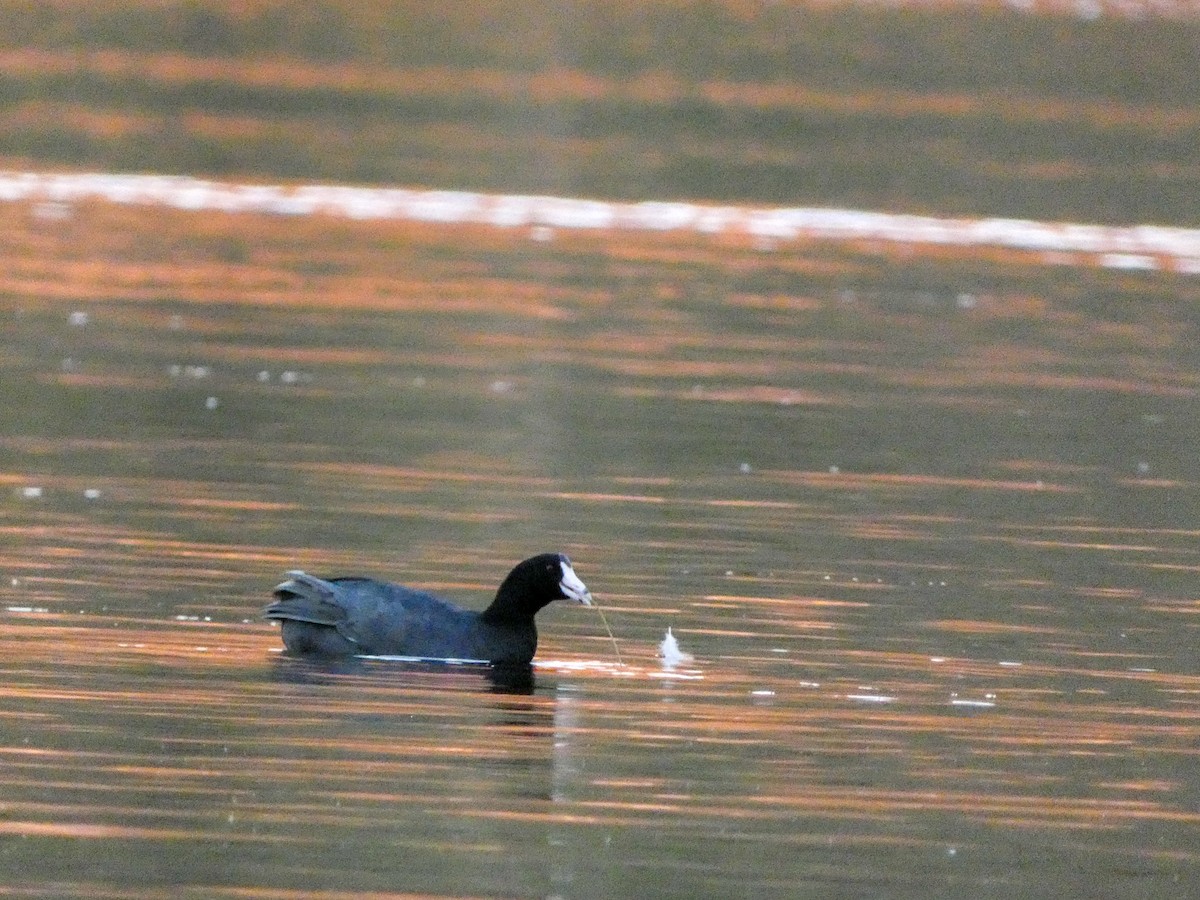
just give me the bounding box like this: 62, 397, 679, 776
2, 198, 1200, 897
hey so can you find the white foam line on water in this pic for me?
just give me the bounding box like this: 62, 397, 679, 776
360, 654, 491, 666
4, 169, 1200, 274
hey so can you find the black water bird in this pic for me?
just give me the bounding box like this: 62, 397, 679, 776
263, 553, 592, 665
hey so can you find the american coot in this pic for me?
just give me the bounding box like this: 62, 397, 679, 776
263, 552, 592, 665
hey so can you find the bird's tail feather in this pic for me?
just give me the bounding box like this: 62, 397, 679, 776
263, 570, 345, 625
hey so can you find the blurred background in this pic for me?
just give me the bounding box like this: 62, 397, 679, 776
3, 2, 1200, 898
1, 0, 1198, 222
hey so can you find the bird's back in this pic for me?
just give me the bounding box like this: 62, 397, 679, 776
265, 571, 529, 661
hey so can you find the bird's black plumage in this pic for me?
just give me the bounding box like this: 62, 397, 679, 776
263, 552, 591, 665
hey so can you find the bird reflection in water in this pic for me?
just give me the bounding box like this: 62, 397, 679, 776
269, 654, 536, 694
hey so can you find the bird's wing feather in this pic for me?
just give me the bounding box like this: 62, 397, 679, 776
339, 581, 472, 653
265, 573, 476, 653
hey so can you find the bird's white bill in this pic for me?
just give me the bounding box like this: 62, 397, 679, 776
560, 561, 593, 605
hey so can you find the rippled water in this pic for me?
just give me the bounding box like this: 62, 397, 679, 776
3, 198, 1200, 897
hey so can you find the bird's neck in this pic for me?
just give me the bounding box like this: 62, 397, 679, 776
479, 593, 536, 626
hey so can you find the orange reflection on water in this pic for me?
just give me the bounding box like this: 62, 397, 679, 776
4, 151, 1200, 896
766, 469, 1081, 493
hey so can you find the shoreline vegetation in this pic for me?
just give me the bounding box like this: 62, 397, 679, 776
0, 2, 1197, 224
